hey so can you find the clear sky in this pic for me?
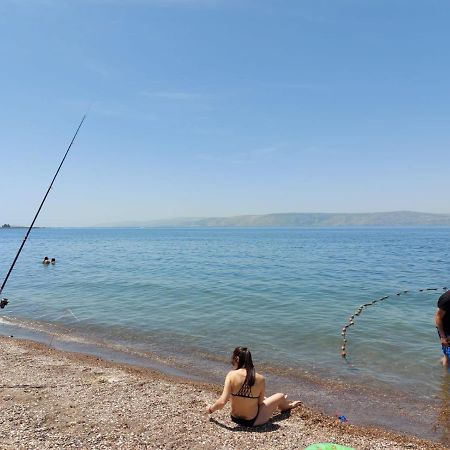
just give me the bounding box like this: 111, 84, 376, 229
1, 0, 450, 226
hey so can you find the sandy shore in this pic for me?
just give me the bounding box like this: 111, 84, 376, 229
0, 336, 447, 450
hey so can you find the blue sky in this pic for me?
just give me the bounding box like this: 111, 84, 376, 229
1, 0, 450, 226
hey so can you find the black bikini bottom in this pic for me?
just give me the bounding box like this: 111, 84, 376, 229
231, 409, 259, 427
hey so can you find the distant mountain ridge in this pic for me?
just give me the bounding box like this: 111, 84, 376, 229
101, 211, 450, 227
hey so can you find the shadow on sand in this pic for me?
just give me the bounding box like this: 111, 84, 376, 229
209, 411, 292, 432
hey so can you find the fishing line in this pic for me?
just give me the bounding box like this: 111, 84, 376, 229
0, 115, 86, 309
48, 308, 88, 346
67, 308, 79, 321
48, 316, 70, 346
0, 382, 90, 390
2, 307, 94, 347
340, 286, 446, 359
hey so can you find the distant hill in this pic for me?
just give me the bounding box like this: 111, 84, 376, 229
101, 211, 450, 227
0, 224, 27, 229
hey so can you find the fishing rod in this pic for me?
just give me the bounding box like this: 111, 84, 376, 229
340, 286, 446, 358
0, 115, 86, 309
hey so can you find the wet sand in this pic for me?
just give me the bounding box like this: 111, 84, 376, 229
0, 336, 447, 449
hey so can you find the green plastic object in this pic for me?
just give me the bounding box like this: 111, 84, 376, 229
304, 444, 355, 450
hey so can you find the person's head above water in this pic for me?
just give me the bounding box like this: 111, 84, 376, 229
51, 258, 56, 264
231, 346, 256, 386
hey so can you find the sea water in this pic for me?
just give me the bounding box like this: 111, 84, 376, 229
0, 227, 449, 440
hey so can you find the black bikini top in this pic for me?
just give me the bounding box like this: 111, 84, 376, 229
231, 382, 259, 399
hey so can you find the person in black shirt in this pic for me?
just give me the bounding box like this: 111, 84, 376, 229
436, 290, 450, 367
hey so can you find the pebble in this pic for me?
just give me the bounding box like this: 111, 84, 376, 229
0, 336, 444, 450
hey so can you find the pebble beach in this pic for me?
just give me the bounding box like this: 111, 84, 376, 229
0, 336, 447, 450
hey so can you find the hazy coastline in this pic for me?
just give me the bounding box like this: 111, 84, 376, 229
96, 211, 450, 228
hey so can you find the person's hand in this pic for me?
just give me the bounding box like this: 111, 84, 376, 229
440, 337, 449, 346
205, 405, 213, 415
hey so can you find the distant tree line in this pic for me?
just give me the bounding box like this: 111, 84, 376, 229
2, 224, 11, 228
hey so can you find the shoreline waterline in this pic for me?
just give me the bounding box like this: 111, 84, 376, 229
1, 315, 448, 444
1, 227, 446, 394
0, 334, 448, 449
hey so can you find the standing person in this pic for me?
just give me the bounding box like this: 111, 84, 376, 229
436, 290, 450, 367
206, 346, 301, 427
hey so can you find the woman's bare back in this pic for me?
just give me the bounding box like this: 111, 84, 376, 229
206, 347, 301, 427
229, 369, 264, 420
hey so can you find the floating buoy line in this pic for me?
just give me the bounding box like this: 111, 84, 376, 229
340, 286, 447, 358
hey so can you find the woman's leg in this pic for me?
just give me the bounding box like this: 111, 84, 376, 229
253, 393, 301, 426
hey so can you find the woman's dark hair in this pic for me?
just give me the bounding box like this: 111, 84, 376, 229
231, 346, 255, 387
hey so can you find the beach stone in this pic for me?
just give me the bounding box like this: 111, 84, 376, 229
0, 336, 446, 450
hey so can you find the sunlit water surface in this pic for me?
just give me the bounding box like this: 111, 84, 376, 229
1, 227, 449, 441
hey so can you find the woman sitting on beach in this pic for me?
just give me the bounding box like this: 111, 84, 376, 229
206, 346, 301, 427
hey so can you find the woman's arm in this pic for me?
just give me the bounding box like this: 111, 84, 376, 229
436, 308, 449, 345
206, 372, 232, 414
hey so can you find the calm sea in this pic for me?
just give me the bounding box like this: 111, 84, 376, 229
1, 227, 449, 441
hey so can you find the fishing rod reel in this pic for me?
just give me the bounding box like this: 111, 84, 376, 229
0, 298, 8, 309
